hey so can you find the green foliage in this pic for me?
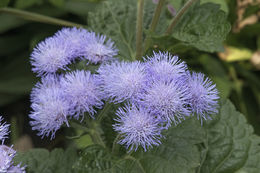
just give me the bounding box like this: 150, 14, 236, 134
172, 2, 231, 52
32, 100, 258, 173
13, 148, 77, 173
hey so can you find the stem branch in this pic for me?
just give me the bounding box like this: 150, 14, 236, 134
144, 0, 166, 52
0, 7, 83, 27
136, 0, 145, 60
165, 0, 197, 35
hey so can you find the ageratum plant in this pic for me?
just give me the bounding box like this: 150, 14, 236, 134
2, 0, 259, 173
29, 27, 219, 151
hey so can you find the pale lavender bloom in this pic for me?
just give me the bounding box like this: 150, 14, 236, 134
113, 104, 162, 152
7, 164, 26, 173
30, 35, 74, 76
167, 4, 176, 16
97, 61, 147, 103
153, 0, 159, 4
187, 72, 219, 123
144, 51, 187, 83
54, 27, 89, 60
0, 145, 16, 172
139, 78, 190, 126
60, 70, 103, 119
0, 117, 9, 142
29, 75, 70, 139
81, 32, 118, 64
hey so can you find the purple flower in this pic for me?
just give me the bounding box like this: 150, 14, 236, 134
60, 70, 103, 119
139, 78, 191, 126
81, 32, 118, 64
0, 145, 15, 172
187, 72, 219, 123
54, 27, 89, 60
113, 104, 162, 151
30, 35, 74, 76
7, 164, 26, 173
144, 51, 187, 83
29, 75, 70, 139
0, 116, 9, 142
97, 61, 147, 103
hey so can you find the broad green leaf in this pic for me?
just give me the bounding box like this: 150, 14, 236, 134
88, 0, 137, 60
201, 0, 228, 13
88, 0, 162, 60
0, 0, 9, 7
134, 117, 205, 173
172, 2, 231, 52
200, 100, 260, 173
13, 148, 77, 173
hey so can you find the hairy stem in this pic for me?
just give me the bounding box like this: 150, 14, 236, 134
144, 0, 166, 51
136, 0, 145, 60
0, 7, 83, 27
97, 102, 111, 123
112, 134, 121, 155
165, 0, 197, 35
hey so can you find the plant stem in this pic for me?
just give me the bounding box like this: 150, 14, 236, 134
90, 128, 106, 147
112, 134, 121, 155
144, 0, 166, 52
136, 0, 145, 60
97, 102, 111, 123
165, 0, 197, 35
0, 7, 83, 27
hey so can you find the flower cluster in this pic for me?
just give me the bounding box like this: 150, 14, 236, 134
0, 116, 26, 173
30, 27, 118, 76
29, 27, 219, 152
98, 52, 219, 151
29, 27, 115, 139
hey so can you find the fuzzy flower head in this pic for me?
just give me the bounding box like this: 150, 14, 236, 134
7, 164, 26, 173
144, 51, 187, 83
113, 104, 162, 152
30, 75, 70, 139
0, 145, 15, 172
187, 72, 219, 123
30, 35, 74, 76
54, 27, 89, 60
0, 117, 9, 142
139, 78, 190, 126
97, 61, 147, 103
60, 70, 103, 119
81, 32, 118, 64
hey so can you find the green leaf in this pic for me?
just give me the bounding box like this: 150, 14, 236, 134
73, 145, 144, 173
88, 0, 161, 60
73, 100, 260, 173
200, 100, 260, 173
134, 118, 205, 173
88, 0, 137, 60
0, 0, 9, 7
13, 148, 77, 173
172, 2, 231, 52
